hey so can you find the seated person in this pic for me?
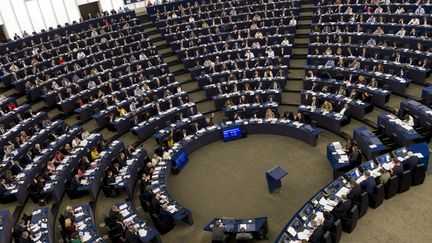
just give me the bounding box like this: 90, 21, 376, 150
159, 203, 174, 222
379, 168, 391, 185
322, 211, 334, 232
332, 194, 352, 219
212, 219, 226, 242
360, 171, 377, 194
404, 151, 419, 172
236, 227, 253, 241
403, 114, 414, 127
349, 146, 362, 165
321, 101, 333, 112
391, 159, 404, 176
308, 220, 324, 243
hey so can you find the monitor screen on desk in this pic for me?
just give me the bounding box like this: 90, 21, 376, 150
377, 153, 391, 164
299, 203, 314, 221
172, 149, 188, 170
349, 169, 360, 180
393, 147, 407, 157
290, 217, 303, 231
363, 161, 375, 171
222, 126, 243, 142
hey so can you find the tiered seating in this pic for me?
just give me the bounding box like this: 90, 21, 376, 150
1, 125, 82, 204
102, 147, 148, 198
59, 204, 103, 242
23, 207, 54, 243
0, 11, 137, 93
43, 133, 103, 203
308, 0, 432, 96
149, 0, 300, 119
104, 201, 160, 242
69, 140, 123, 200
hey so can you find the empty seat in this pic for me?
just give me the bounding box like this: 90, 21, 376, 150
323, 231, 332, 243
412, 164, 426, 186
369, 184, 385, 209
330, 219, 342, 243
354, 192, 368, 218
384, 175, 399, 199
398, 170, 412, 193
340, 205, 358, 233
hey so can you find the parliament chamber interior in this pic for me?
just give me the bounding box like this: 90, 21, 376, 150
0, 0, 432, 242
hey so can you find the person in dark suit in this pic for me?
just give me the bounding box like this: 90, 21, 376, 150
322, 211, 334, 232
332, 194, 352, 219
360, 171, 377, 195
190, 122, 200, 133
308, 220, 324, 243
109, 205, 120, 221
347, 181, 361, 202
349, 146, 362, 166
187, 106, 196, 117
125, 226, 141, 243
391, 159, 404, 176
404, 152, 419, 172
10, 160, 23, 175
69, 174, 80, 192
19, 231, 32, 243
21, 151, 33, 165
151, 193, 162, 214
159, 204, 174, 222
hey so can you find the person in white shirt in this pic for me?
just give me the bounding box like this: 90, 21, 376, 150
395, 27, 406, 37
87, 80, 96, 89
139, 52, 147, 60
289, 17, 297, 26
281, 37, 290, 46
339, 103, 349, 115
374, 5, 383, 14
408, 18, 420, 25
395, 6, 405, 14
129, 100, 137, 112
72, 137, 82, 148
266, 48, 275, 58
415, 6, 425, 15
188, 16, 195, 23
134, 86, 143, 97
244, 50, 255, 59
366, 16, 376, 23
345, 6, 353, 14
77, 50, 86, 59
91, 29, 98, 37
404, 114, 415, 127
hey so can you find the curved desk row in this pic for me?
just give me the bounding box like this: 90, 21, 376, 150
204, 217, 269, 240
150, 119, 322, 229
275, 142, 430, 242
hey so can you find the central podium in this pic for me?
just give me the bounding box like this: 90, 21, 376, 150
265, 166, 288, 193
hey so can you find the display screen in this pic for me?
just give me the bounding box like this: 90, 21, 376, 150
172, 149, 188, 169
377, 154, 391, 164
222, 126, 243, 142
394, 148, 407, 157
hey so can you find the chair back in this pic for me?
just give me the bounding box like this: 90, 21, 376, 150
398, 170, 412, 193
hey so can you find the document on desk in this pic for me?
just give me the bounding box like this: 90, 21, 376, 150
336, 149, 345, 155
287, 226, 297, 236
139, 229, 148, 237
